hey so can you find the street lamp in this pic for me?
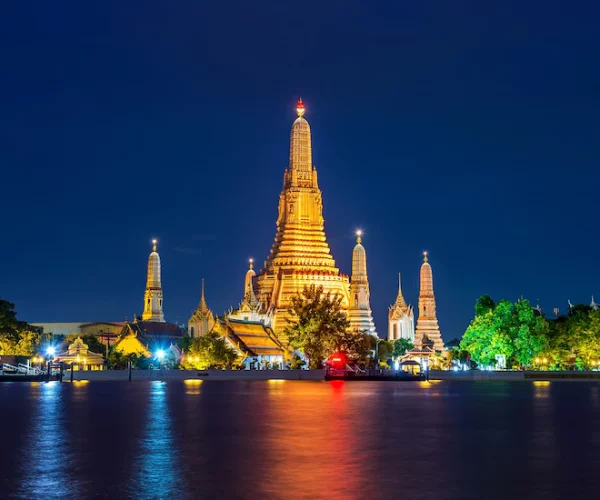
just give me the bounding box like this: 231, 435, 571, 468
156, 350, 165, 369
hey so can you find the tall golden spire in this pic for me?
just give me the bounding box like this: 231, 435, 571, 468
348, 230, 377, 335
351, 230, 367, 283
394, 273, 407, 309
288, 98, 313, 184
415, 251, 444, 350
245, 258, 256, 302
254, 100, 350, 338
142, 239, 165, 322
199, 278, 209, 314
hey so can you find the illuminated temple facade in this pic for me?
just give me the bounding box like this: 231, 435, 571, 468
414, 252, 444, 351
251, 99, 351, 340
347, 231, 377, 335
388, 273, 415, 342
142, 239, 164, 322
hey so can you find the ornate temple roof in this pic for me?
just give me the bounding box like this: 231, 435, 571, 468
389, 273, 411, 320
55, 336, 104, 365
217, 318, 287, 357
114, 320, 185, 357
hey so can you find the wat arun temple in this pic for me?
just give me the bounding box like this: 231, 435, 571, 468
188, 99, 444, 357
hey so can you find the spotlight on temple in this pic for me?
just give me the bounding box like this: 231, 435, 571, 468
156, 349, 165, 360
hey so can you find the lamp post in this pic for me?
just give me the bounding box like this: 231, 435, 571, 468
374, 337, 382, 370
156, 350, 165, 370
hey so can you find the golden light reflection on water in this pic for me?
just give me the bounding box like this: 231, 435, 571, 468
260, 381, 364, 497
533, 380, 551, 399
184, 379, 203, 395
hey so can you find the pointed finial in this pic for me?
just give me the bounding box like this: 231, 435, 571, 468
356, 229, 363, 244
152, 239, 157, 252
398, 272, 402, 292
296, 98, 305, 117
201, 278, 205, 300
423, 251, 428, 262
249, 258, 254, 270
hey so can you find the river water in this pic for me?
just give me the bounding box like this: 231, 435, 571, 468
1, 380, 599, 499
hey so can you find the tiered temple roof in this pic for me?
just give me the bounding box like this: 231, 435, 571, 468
214, 317, 287, 358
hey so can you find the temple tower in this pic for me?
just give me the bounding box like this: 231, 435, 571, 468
414, 252, 444, 350
188, 279, 215, 337
347, 231, 377, 335
254, 99, 350, 340
388, 273, 415, 342
142, 239, 165, 322
244, 258, 258, 305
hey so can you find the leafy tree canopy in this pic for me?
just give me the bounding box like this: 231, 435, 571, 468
284, 285, 351, 369
460, 297, 547, 368
475, 295, 496, 317
391, 338, 414, 358
0, 299, 47, 356
183, 332, 239, 370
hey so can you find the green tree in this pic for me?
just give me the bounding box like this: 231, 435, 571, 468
0, 299, 48, 356
107, 350, 142, 370
391, 338, 414, 358
475, 295, 496, 317
184, 332, 239, 370
284, 285, 351, 369
460, 296, 547, 368
545, 307, 600, 369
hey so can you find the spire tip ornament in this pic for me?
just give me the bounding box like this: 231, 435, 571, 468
356, 229, 363, 244
249, 258, 254, 270
152, 239, 157, 252
423, 251, 428, 262
296, 98, 305, 117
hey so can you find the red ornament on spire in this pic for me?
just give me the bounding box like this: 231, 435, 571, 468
296, 97, 306, 117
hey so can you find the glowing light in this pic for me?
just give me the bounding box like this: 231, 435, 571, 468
46, 346, 55, 356
296, 97, 305, 117
156, 350, 165, 360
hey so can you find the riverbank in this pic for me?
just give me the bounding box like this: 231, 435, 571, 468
430, 370, 600, 381
67, 369, 327, 382
8, 368, 600, 383
69, 369, 600, 382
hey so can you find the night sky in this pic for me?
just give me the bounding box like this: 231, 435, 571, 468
1, 1, 599, 339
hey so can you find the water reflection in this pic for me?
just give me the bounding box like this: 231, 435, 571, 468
533, 380, 551, 399
184, 379, 203, 395
132, 381, 182, 498
25, 382, 82, 497
3, 380, 600, 498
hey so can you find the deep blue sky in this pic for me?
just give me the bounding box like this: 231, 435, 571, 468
1, 1, 599, 339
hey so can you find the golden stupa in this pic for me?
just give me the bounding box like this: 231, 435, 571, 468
254, 99, 351, 341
